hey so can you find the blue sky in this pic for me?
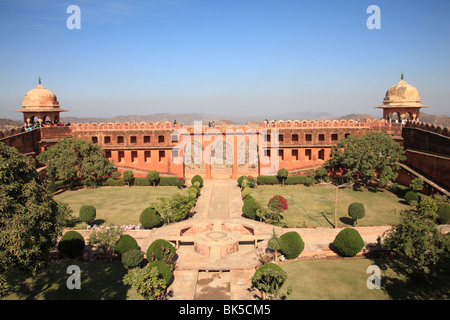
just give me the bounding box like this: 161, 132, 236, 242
0, 0, 449, 120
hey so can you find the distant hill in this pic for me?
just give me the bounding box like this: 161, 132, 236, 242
418, 112, 450, 128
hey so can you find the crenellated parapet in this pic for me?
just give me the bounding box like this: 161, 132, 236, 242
0, 127, 27, 139
70, 121, 183, 131
404, 120, 450, 137
259, 118, 401, 129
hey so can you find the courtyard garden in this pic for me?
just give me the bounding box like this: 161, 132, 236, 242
54, 185, 186, 227
248, 183, 409, 228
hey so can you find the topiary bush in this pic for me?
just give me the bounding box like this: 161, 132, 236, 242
121, 249, 145, 268
348, 202, 365, 226
437, 203, 450, 224
237, 175, 247, 188
333, 228, 365, 257
242, 197, 258, 220
114, 234, 138, 257
147, 260, 173, 286
147, 170, 160, 187
242, 187, 252, 198
279, 231, 304, 259
79, 205, 96, 224
146, 239, 176, 263
187, 186, 199, 197
404, 191, 419, 204
191, 175, 203, 187
58, 231, 85, 258
139, 207, 161, 229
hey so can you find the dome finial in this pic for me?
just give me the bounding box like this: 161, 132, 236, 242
401, 72, 404, 80
38, 76, 41, 85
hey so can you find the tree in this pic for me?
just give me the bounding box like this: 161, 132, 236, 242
251, 263, 288, 300
381, 205, 450, 282
267, 229, 281, 262
327, 132, 406, 187
37, 138, 114, 189
348, 202, 365, 226
147, 170, 160, 187
277, 168, 288, 187
0, 142, 70, 296
123, 170, 134, 187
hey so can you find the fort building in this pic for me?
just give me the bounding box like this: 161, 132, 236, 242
2, 76, 448, 195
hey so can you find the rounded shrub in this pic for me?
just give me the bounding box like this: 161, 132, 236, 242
139, 207, 161, 229
404, 191, 419, 204
57, 231, 85, 258
114, 234, 138, 257
237, 175, 247, 188
79, 205, 96, 224
193, 181, 201, 188
348, 202, 365, 225
187, 186, 199, 197
121, 249, 145, 268
279, 231, 304, 259
242, 197, 258, 220
242, 187, 252, 198
147, 260, 173, 286
191, 175, 203, 187
437, 203, 450, 224
146, 239, 176, 262
333, 228, 365, 257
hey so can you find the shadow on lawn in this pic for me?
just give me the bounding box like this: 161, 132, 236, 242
5, 260, 130, 300
368, 255, 450, 300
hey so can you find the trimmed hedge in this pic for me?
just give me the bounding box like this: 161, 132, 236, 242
58, 231, 85, 258
279, 231, 304, 259
256, 176, 280, 185
134, 177, 151, 186
79, 205, 96, 223
103, 178, 125, 186
146, 239, 176, 262
159, 176, 182, 186
114, 234, 138, 257
256, 175, 309, 185
139, 207, 161, 229
333, 228, 365, 257
285, 176, 307, 185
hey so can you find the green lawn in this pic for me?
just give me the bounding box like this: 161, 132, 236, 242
281, 257, 450, 300
1, 260, 142, 300
54, 186, 186, 227
250, 184, 409, 227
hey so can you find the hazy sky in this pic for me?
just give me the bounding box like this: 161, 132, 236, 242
0, 0, 449, 120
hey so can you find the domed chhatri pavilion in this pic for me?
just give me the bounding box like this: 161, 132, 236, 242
14, 77, 69, 125
376, 73, 429, 121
